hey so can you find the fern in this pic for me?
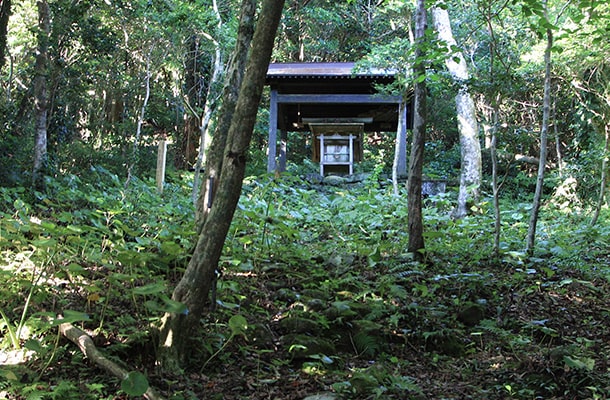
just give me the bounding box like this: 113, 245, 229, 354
351, 331, 380, 357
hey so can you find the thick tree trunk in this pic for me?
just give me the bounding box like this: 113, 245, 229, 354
431, 7, 482, 219
32, 0, 50, 191
158, 0, 284, 372
407, 0, 426, 259
526, 27, 552, 256
195, 0, 256, 232
0, 0, 10, 72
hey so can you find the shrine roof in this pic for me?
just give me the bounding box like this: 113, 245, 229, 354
265, 62, 407, 133
266, 62, 395, 81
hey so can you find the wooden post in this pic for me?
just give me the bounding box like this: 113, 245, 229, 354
319, 134, 325, 176
348, 133, 354, 175
156, 139, 167, 194
267, 89, 278, 173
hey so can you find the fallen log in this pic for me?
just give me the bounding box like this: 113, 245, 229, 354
59, 322, 165, 400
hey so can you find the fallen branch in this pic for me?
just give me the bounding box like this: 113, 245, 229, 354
59, 322, 165, 400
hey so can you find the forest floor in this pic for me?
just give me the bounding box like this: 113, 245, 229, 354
1, 174, 610, 399
142, 253, 610, 400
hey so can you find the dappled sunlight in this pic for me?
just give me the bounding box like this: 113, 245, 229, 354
0, 349, 34, 366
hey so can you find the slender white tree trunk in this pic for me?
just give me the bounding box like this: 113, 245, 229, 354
32, 0, 50, 191
432, 7, 482, 219
192, 0, 224, 205
591, 123, 608, 227
490, 101, 501, 256
526, 26, 553, 255
392, 101, 407, 196
125, 46, 152, 187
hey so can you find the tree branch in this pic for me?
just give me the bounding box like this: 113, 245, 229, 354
59, 322, 165, 400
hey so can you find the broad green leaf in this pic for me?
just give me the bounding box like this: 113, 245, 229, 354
159, 296, 188, 314
133, 282, 166, 295
228, 314, 248, 337
31, 238, 57, 248
121, 371, 149, 396
564, 355, 595, 371
66, 263, 85, 274
24, 339, 44, 353
0, 368, 19, 381
52, 310, 90, 326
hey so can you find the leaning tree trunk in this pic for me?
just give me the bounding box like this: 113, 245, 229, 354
32, 0, 50, 191
432, 7, 482, 219
407, 0, 427, 260
526, 26, 552, 256
157, 0, 284, 372
195, 0, 256, 232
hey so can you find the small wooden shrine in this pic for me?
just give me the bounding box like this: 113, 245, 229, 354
265, 62, 410, 176
309, 122, 363, 176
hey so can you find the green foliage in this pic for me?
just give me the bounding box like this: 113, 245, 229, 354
121, 371, 149, 396
0, 169, 194, 397
0, 169, 609, 397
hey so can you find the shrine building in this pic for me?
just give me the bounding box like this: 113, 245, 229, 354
265, 62, 411, 176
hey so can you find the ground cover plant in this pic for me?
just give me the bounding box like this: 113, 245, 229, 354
1, 169, 609, 399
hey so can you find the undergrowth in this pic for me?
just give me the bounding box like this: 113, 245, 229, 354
0, 170, 609, 399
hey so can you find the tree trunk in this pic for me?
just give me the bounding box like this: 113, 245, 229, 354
0, 0, 11, 72
392, 101, 407, 195
526, 26, 552, 256
157, 0, 284, 372
176, 36, 204, 170
192, 0, 224, 206
490, 101, 501, 257
32, 0, 50, 191
125, 46, 152, 187
407, 0, 426, 260
431, 7, 482, 219
195, 0, 256, 232
590, 122, 608, 227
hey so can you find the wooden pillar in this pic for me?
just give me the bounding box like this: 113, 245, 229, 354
319, 134, 325, 176
267, 89, 278, 173
396, 101, 408, 177
156, 139, 167, 194
348, 133, 354, 175
279, 129, 287, 172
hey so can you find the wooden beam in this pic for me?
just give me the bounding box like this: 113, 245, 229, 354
276, 93, 402, 104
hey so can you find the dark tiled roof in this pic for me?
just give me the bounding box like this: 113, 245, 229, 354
266, 62, 395, 79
